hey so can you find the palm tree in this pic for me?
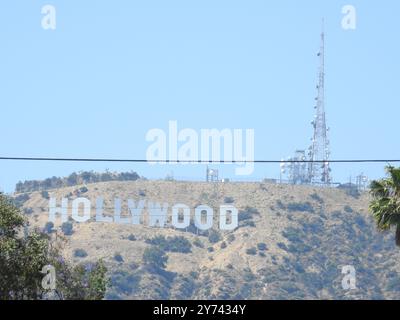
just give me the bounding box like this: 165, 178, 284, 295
370, 166, 400, 246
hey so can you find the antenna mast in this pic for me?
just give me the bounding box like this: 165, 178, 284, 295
308, 24, 332, 185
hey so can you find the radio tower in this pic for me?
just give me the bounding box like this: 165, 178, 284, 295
308, 24, 332, 185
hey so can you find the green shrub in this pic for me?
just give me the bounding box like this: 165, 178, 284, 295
74, 248, 88, 258
61, 221, 74, 235
245, 207, 260, 215
246, 247, 257, 255
174, 275, 197, 299
143, 247, 168, 270
208, 230, 222, 243
287, 243, 312, 254
146, 235, 192, 253
238, 211, 253, 221
105, 292, 121, 300
79, 186, 89, 194
344, 205, 353, 213
257, 243, 267, 251
127, 234, 136, 241
130, 262, 139, 270
331, 210, 342, 219
238, 207, 260, 228
293, 262, 305, 273
310, 193, 323, 203
43, 221, 54, 234
287, 202, 314, 213
281, 282, 301, 294
41, 191, 50, 199
299, 218, 324, 235
193, 238, 204, 248
282, 227, 303, 243
23, 207, 34, 215
110, 271, 141, 295
243, 270, 255, 281
243, 221, 256, 228
386, 277, 400, 292
167, 236, 192, 253
277, 242, 288, 251
114, 253, 124, 263
276, 200, 285, 210
224, 197, 235, 204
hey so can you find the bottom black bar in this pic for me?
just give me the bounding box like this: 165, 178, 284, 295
0, 300, 393, 318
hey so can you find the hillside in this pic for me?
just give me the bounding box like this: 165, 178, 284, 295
13, 180, 400, 300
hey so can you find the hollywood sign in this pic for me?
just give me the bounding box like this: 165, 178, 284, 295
48, 197, 238, 231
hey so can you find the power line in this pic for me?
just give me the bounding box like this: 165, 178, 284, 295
0, 157, 399, 164
21, 204, 369, 210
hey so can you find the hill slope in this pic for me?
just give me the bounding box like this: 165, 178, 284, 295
15, 180, 400, 299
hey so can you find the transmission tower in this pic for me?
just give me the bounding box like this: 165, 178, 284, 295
206, 166, 219, 182
307, 27, 332, 185
281, 150, 308, 185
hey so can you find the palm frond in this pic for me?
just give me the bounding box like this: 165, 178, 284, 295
387, 166, 400, 196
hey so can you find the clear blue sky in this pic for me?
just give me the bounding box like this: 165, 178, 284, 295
1, 0, 399, 192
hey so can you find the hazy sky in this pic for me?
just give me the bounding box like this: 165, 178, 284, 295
1, 0, 399, 192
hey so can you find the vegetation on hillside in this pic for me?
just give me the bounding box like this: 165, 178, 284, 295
15, 170, 141, 193
7, 171, 400, 300
370, 166, 400, 246
0, 193, 109, 300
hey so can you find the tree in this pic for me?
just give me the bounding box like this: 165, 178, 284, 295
370, 166, 400, 246
67, 172, 78, 186
53, 259, 108, 300
41, 191, 50, 199
0, 192, 108, 299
